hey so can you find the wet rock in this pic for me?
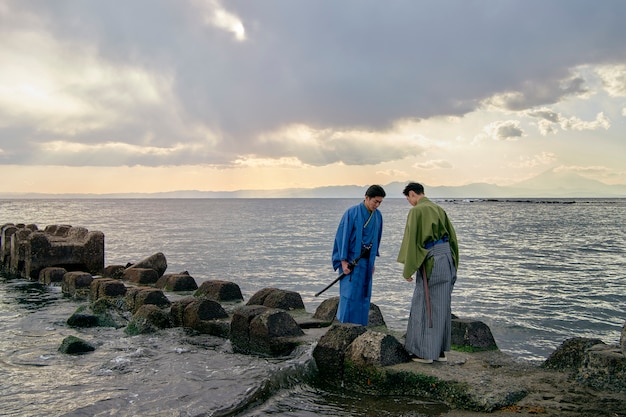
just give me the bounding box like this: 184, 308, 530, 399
451, 318, 498, 350
46, 224, 73, 237
67, 299, 130, 329
9, 228, 32, 274
230, 305, 305, 356
246, 287, 276, 305
102, 264, 125, 279
89, 298, 131, 328
367, 304, 386, 327
312, 297, 386, 327
195, 279, 243, 301
89, 277, 127, 301
345, 330, 411, 367
125, 252, 168, 278
230, 305, 270, 354
122, 267, 159, 285
156, 271, 199, 292
247, 287, 305, 311
66, 312, 99, 328
0, 223, 18, 266
38, 266, 67, 284
312, 297, 338, 322
58, 335, 95, 355
125, 287, 171, 313
61, 271, 94, 298
542, 337, 605, 371
171, 296, 229, 337
125, 304, 173, 335
621, 322, 626, 356
312, 323, 367, 380
170, 296, 195, 326
577, 343, 626, 392
7, 224, 104, 279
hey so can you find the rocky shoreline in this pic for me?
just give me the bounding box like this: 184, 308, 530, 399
2, 223, 625, 416
310, 322, 626, 417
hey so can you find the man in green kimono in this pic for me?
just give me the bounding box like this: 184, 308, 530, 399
397, 182, 458, 363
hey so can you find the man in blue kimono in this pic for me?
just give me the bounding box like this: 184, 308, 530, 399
332, 184, 385, 326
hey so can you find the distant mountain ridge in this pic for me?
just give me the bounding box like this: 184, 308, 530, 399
1, 170, 625, 199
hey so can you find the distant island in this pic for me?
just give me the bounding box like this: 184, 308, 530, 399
1, 171, 625, 199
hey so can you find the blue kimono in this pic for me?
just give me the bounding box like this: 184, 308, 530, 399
332, 202, 383, 325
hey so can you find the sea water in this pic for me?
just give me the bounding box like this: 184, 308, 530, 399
1, 198, 624, 416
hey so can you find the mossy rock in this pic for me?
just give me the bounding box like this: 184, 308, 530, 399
58, 335, 95, 355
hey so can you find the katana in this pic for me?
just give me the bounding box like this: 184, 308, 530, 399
315, 245, 371, 297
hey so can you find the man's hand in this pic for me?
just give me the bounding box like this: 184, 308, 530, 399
341, 260, 352, 275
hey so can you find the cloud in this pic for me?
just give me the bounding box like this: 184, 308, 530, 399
555, 165, 611, 175
1, 0, 626, 171
526, 108, 560, 123
33, 139, 207, 167
536, 120, 559, 136
255, 123, 427, 166
525, 108, 611, 135
0, 34, 174, 137
481, 76, 589, 111
559, 112, 610, 131
191, 0, 246, 41
595, 64, 626, 97
483, 120, 525, 141
413, 160, 453, 170
376, 168, 407, 178
512, 152, 557, 168
233, 156, 305, 168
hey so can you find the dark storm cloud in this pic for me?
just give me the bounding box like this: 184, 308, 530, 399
2, 0, 626, 167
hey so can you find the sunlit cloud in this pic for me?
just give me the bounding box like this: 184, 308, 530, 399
256, 123, 427, 166
526, 108, 610, 135
376, 169, 408, 178
536, 119, 559, 136
526, 107, 560, 123
233, 156, 306, 168
413, 160, 453, 169
527, 108, 562, 135
483, 120, 525, 141
560, 112, 610, 131
555, 165, 611, 175
39, 140, 202, 156
192, 0, 246, 41
0, 29, 171, 136
595, 64, 626, 96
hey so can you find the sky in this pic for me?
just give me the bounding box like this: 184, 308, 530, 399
1, 0, 626, 195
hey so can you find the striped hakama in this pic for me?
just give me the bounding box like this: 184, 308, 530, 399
405, 241, 457, 360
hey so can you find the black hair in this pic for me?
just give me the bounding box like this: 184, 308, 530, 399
365, 184, 386, 198
402, 182, 424, 196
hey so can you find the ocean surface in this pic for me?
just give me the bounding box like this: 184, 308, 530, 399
1, 197, 624, 416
